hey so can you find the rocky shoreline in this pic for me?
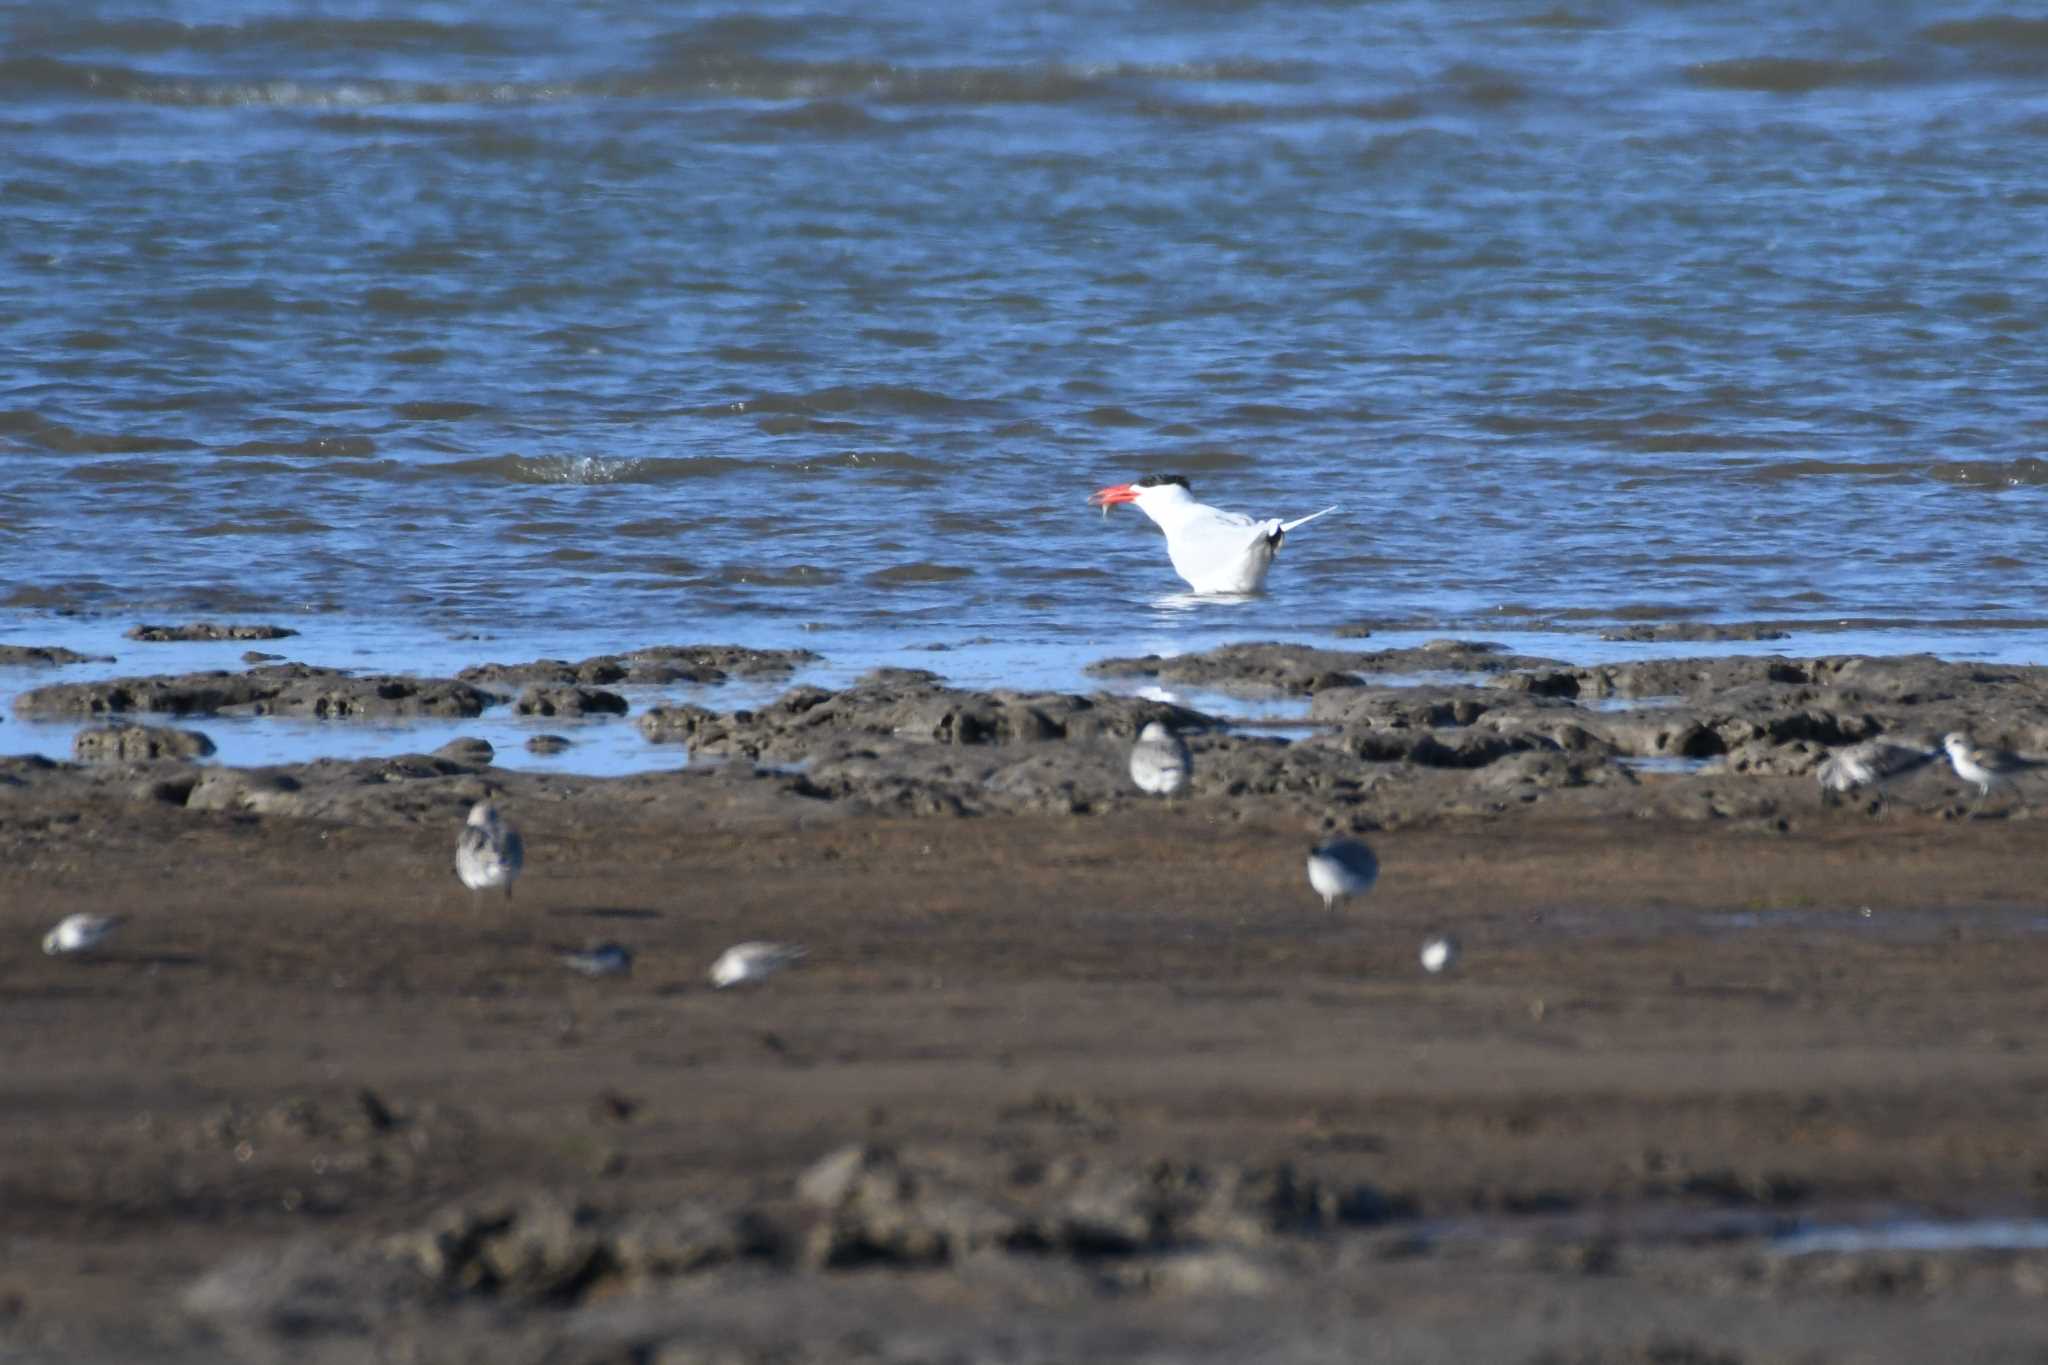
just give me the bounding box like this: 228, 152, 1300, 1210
8, 637, 2045, 827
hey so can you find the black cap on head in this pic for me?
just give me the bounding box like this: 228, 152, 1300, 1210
1134, 474, 1190, 490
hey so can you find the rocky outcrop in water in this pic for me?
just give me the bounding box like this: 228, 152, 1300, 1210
14, 667, 494, 720
459, 644, 820, 691
125, 622, 298, 642
514, 685, 628, 718
1086, 640, 1569, 698
73, 722, 216, 763
638, 678, 1217, 760
0, 644, 114, 666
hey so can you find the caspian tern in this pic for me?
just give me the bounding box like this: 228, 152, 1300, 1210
1089, 475, 1339, 595
1941, 732, 2043, 807
456, 800, 524, 906
1306, 837, 1378, 912
1129, 721, 1192, 796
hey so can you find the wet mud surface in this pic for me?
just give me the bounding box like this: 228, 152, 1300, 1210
6, 643, 2048, 1361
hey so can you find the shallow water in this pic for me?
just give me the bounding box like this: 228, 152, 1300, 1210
1, 1, 2046, 684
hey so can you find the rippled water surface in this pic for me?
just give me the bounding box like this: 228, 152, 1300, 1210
4, 1, 2047, 673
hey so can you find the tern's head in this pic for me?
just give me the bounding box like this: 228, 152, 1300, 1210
1089, 473, 1192, 511
467, 800, 501, 829
1138, 721, 1172, 743
1940, 732, 1969, 757
41, 927, 61, 955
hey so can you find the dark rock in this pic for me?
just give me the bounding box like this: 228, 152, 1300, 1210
612, 1205, 782, 1279
0, 644, 113, 666
125, 622, 297, 642
14, 669, 495, 721
240, 650, 285, 663
389, 1191, 610, 1302
15, 671, 280, 718
639, 680, 1217, 762
432, 737, 495, 765
73, 722, 216, 763
184, 1238, 418, 1340
799, 1145, 1022, 1268
526, 734, 573, 755
460, 644, 819, 690
514, 685, 629, 719
250, 676, 494, 720
858, 666, 945, 686
1600, 621, 1792, 643
1088, 641, 1570, 699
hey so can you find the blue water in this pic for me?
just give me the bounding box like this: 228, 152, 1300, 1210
4, 2, 2048, 767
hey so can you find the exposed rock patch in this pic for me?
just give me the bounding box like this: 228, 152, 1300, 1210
14, 669, 494, 720
514, 685, 628, 718
1087, 641, 1570, 698
638, 679, 1217, 762
433, 737, 495, 765
125, 622, 298, 642
459, 644, 819, 691
1600, 621, 1793, 643
73, 722, 216, 763
0, 644, 114, 666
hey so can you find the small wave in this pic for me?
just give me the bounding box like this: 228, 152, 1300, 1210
219, 434, 376, 458
1921, 17, 2048, 49
190, 517, 333, 537
0, 53, 1320, 112
1080, 405, 1151, 429
1931, 458, 2048, 490
717, 563, 843, 587
867, 562, 976, 585
14, 16, 512, 57
756, 415, 873, 437
393, 400, 490, 422
2, 411, 201, 456
1684, 56, 1907, 94
365, 288, 472, 318
436, 454, 758, 485
699, 385, 996, 420
750, 100, 882, 134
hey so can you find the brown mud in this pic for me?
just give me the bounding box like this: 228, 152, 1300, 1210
4, 644, 2048, 1361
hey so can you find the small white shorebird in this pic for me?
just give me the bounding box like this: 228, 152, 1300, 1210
1419, 934, 1459, 975
1816, 739, 1938, 810
1089, 475, 1339, 595
1129, 721, 1192, 796
710, 941, 806, 988
455, 800, 523, 906
42, 913, 124, 957
1307, 837, 1379, 912
1941, 732, 2044, 808
560, 942, 634, 978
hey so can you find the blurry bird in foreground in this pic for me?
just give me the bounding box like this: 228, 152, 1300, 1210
710, 941, 806, 988
456, 799, 523, 906
1942, 732, 2045, 811
1129, 721, 1192, 797
560, 942, 634, 978
43, 913, 124, 957
1307, 838, 1379, 913
1815, 739, 1938, 812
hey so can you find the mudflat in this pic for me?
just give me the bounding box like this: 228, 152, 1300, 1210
6, 644, 2048, 1361
5, 783, 2048, 1362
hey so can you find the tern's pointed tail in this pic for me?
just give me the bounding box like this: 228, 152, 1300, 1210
1279, 505, 1340, 534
